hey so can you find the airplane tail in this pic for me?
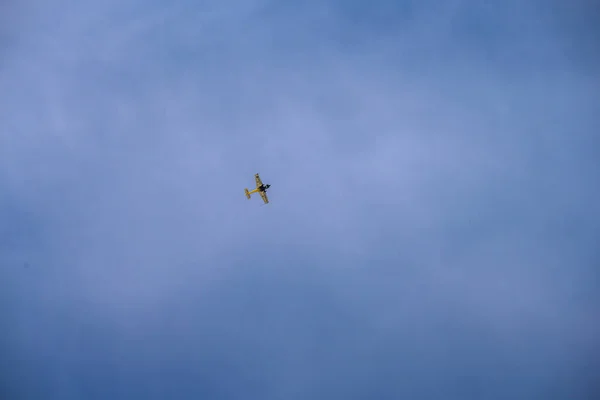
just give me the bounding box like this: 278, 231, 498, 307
244, 188, 251, 199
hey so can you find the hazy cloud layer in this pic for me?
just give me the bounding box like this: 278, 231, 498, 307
1, 1, 599, 399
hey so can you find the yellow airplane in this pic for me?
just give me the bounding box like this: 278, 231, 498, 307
245, 173, 271, 204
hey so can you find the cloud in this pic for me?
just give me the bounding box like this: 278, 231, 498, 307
1, 0, 599, 399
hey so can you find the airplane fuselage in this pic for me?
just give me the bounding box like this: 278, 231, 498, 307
248, 185, 268, 194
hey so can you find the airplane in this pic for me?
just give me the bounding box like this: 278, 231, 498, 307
245, 173, 271, 204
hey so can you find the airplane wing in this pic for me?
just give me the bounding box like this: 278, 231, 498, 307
260, 191, 269, 204
255, 173, 263, 188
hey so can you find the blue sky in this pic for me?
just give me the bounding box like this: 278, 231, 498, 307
1, 0, 599, 399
